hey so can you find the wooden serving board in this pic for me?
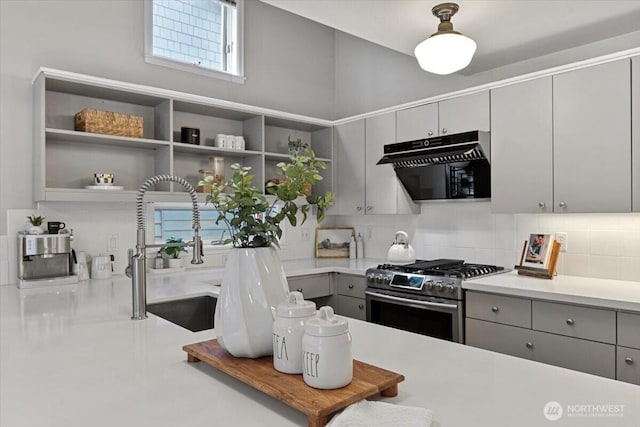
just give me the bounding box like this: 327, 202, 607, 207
183, 339, 404, 427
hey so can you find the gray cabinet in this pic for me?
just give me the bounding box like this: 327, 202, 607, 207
333, 115, 417, 215
617, 311, 640, 385
553, 59, 631, 212
335, 273, 366, 320
288, 274, 332, 300
466, 290, 623, 381
33, 69, 333, 203
491, 59, 633, 213
332, 120, 366, 215
490, 77, 553, 213
633, 56, 640, 212
395, 91, 489, 142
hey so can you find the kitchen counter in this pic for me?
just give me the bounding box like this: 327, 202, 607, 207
2, 265, 639, 427
465, 271, 640, 312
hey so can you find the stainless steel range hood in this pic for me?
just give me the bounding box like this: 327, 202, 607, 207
377, 131, 491, 201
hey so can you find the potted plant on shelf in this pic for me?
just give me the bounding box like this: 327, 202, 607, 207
163, 237, 187, 268
27, 215, 46, 235
198, 149, 332, 358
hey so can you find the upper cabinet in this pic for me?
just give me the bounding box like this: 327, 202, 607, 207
32, 69, 333, 203
395, 91, 489, 142
633, 56, 640, 212
332, 114, 417, 215
491, 59, 633, 213
491, 77, 553, 213
553, 59, 631, 213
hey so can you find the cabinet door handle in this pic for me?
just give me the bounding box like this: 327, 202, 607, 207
566, 318, 574, 325
626, 357, 634, 365
526, 342, 534, 349
356, 206, 363, 212
358, 304, 364, 310
491, 306, 499, 313
441, 128, 447, 134
366, 206, 372, 212
348, 284, 354, 289
538, 201, 545, 208
428, 130, 434, 136
558, 201, 567, 208
296, 288, 303, 293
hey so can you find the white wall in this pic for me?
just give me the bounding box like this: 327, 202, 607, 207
334, 203, 640, 282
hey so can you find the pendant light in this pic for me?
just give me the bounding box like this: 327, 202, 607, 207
414, 2, 477, 75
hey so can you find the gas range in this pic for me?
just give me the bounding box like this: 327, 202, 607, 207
365, 259, 505, 301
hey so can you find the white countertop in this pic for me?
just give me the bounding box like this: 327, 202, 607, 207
2, 262, 639, 427
465, 271, 640, 312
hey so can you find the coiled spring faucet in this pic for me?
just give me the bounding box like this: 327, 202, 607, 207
127, 175, 204, 320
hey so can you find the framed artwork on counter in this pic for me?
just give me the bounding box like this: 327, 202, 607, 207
315, 227, 355, 258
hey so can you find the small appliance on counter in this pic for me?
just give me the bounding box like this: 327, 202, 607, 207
386, 231, 416, 264
181, 127, 200, 145
18, 232, 78, 288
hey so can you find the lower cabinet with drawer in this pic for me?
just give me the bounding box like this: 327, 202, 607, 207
465, 290, 628, 381
335, 273, 367, 320
617, 311, 640, 385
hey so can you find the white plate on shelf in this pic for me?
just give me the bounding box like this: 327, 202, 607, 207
85, 185, 124, 190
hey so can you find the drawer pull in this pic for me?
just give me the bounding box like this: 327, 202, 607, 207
348, 284, 354, 289
526, 342, 534, 349
296, 288, 303, 293
491, 306, 499, 313
566, 318, 575, 326
358, 304, 364, 310
626, 357, 634, 365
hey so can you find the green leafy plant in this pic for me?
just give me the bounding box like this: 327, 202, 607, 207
198, 149, 333, 248
27, 215, 45, 226
163, 237, 187, 259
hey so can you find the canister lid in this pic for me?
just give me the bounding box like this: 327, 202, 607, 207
304, 306, 349, 337
276, 291, 316, 318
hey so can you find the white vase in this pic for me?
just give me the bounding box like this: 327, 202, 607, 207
215, 246, 290, 358
167, 258, 182, 268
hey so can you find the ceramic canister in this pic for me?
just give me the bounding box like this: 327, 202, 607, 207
302, 306, 352, 389
273, 291, 316, 374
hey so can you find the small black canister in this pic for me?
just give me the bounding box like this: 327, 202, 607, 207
181, 127, 200, 145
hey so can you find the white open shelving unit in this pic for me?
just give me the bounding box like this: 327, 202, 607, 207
33, 68, 334, 203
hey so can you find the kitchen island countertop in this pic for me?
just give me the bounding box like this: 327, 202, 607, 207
1, 264, 639, 427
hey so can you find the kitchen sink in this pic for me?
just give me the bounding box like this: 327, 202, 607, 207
147, 295, 217, 332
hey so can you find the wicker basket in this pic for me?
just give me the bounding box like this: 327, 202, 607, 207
74, 108, 143, 138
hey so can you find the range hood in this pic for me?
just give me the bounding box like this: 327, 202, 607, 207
377, 131, 491, 201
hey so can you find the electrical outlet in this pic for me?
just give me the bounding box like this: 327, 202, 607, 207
555, 232, 568, 252
107, 234, 119, 251
301, 229, 310, 241
366, 226, 373, 240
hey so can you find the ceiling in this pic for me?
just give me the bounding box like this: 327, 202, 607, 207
260, 0, 640, 74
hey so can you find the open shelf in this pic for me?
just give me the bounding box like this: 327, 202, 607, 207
46, 128, 170, 149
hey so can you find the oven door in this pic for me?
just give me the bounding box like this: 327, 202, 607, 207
365, 289, 464, 343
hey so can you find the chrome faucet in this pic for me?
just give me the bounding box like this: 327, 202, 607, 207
126, 175, 204, 320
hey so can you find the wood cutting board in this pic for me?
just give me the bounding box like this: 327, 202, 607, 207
183, 339, 404, 427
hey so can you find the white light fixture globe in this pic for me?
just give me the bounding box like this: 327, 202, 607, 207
414, 3, 477, 75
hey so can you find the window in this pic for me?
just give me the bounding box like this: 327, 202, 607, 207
145, 0, 244, 83
153, 204, 286, 247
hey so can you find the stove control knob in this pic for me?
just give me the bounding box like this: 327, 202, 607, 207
366, 273, 375, 282
425, 280, 435, 290
446, 284, 456, 293
435, 282, 444, 292
382, 276, 390, 284
376, 275, 384, 283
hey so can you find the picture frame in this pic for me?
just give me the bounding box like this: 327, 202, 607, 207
516, 233, 560, 279
521, 233, 554, 268
315, 227, 355, 258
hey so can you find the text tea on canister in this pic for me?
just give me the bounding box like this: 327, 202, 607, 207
273, 292, 316, 374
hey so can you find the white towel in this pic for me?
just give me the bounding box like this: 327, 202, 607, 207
327, 400, 433, 427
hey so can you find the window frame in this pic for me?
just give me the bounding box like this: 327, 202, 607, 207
143, 0, 245, 84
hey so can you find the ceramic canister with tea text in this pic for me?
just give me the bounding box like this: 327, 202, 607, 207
302, 306, 352, 389
273, 291, 316, 374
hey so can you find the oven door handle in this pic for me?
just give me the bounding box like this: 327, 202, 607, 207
365, 291, 459, 310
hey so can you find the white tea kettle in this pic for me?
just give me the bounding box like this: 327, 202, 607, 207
387, 231, 416, 264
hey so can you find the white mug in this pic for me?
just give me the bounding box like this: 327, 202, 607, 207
215, 134, 226, 148
91, 255, 112, 279
223, 135, 235, 149
234, 136, 245, 150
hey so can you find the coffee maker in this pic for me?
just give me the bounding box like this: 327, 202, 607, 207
18, 232, 78, 288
